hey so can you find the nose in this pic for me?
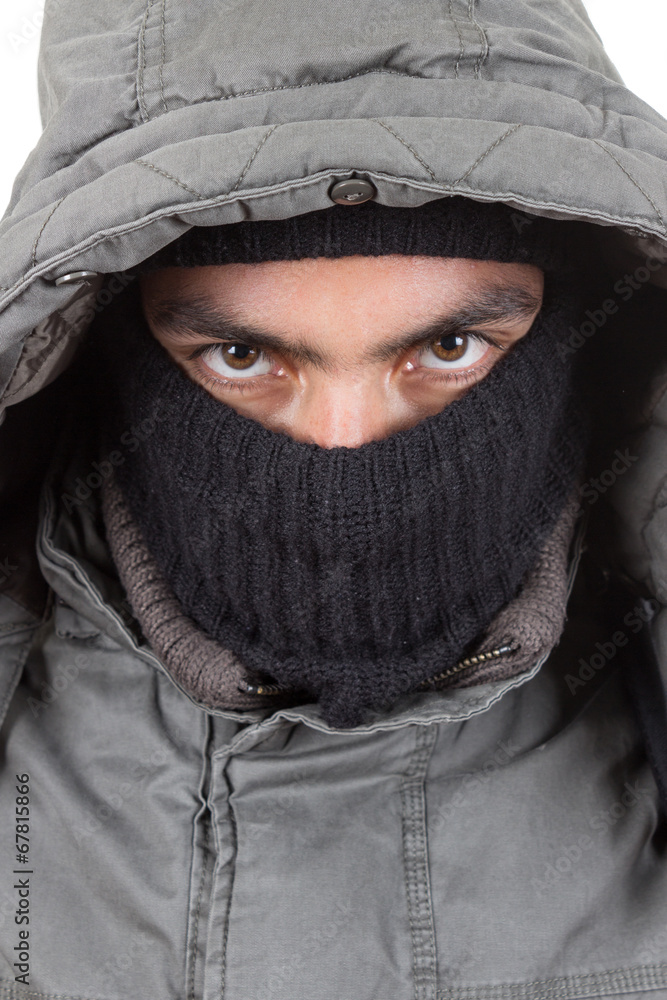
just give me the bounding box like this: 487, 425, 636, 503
286, 377, 406, 448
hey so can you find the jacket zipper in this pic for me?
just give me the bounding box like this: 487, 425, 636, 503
237, 644, 518, 698
416, 644, 517, 690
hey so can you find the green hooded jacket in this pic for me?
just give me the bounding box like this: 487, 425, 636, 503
1, 2, 667, 998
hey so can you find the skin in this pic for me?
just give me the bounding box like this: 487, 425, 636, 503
141, 256, 544, 448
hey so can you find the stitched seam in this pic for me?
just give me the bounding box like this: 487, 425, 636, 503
435, 981, 667, 999
230, 125, 280, 193
436, 989, 655, 1000
6, 171, 665, 308
9, 68, 432, 179
18, 69, 661, 177
435, 964, 667, 999
134, 158, 205, 199
402, 789, 421, 1000
410, 780, 435, 980
187, 819, 211, 1000
137, 0, 155, 123
167, 66, 434, 108
219, 792, 238, 997
159, 0, 167, 115
468, 0, 489, 79
453, 124, 522, 184
402, 726, 438, 1000
447, 967, 667, 987
449, 0, 465, 79
31, 196, 65, 268
412, 793, 424, 998
372, 119, 436, 180
413, 730, 438, 993
12, 183, 666, 286
593, 139, 666, 233
0, 985, 98, 1000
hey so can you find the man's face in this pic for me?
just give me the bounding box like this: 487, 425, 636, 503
141, 256, 544, 448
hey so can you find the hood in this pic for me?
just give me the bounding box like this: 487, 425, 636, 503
0, 0, 666, 635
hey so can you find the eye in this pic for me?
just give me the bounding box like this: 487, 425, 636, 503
201, 342, 273, 379
416, 333, 489, 370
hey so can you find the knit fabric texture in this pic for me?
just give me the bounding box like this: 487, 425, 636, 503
93, 280, 587, 730
136, 196, 573, 272
99, 469, 583, 716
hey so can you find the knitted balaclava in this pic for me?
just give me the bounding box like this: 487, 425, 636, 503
94, 196, 587, 730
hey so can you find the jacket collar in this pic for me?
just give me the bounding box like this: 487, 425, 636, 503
100, 467, 583, 723
33, 419, 587, 734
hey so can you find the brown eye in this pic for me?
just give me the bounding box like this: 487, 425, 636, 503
417, 333, 487, 371
202, 343, 273, 379
220, 343, 260, 370
431, 333, 467, 362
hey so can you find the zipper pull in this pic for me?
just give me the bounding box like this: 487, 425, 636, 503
238, 677, 297, 697
418, 644, 518, 690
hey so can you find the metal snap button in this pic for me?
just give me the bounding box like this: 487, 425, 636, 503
54, 271, 100, 287
329, 179, 377, 206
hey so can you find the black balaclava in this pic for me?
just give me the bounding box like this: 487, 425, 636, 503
94, 197, 588, 730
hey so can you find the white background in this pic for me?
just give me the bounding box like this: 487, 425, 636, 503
0, 1, 666, 217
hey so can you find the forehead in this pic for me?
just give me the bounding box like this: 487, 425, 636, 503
142, 256, 544, 343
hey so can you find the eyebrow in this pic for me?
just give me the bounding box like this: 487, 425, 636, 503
146, 282, 542, 370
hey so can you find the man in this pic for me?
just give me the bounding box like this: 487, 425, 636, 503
0, 1, 666, 998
